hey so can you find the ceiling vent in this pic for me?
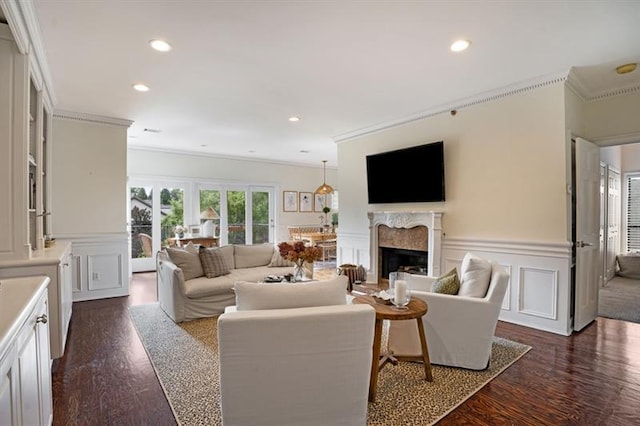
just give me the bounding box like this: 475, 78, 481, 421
143, 128, 162, 133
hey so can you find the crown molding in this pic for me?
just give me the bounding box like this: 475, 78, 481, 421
333, 71, 570, 143
0, 1, 28, 52
1, 0, 57, 106
566, 69, 640, 102
127, 144, 333, 169
564, 71, 591, 100
53, 110, 134, 128
590, 131, 640, 146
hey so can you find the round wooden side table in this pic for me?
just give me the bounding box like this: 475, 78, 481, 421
353, 295, 433, 402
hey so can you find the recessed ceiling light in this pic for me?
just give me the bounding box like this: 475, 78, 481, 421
616, 63, 637, 75
450, 39, 470, 52
133, 83, 150, 92
149, 39, 172, 52
289, 116, 300, 122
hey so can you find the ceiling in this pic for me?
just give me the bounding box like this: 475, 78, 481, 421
30, 1, 640, 167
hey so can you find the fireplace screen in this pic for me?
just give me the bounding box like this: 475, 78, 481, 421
380, 247, 428, 279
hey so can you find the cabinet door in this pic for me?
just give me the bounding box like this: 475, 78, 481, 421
15, 294, 51, 426
0, 347, 18, 426
59, 256, 73, 349
17, 327, 40, 425
36, 298, 52, 425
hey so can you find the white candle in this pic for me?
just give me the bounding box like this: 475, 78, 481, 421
394, 280, 407, 305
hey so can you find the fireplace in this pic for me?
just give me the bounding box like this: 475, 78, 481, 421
368, 211, 443, 283
380, 247, 428, 278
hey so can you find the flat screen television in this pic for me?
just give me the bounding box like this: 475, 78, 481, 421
366, 141, 445, 203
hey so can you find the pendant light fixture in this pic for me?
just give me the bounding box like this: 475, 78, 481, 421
315, 160, 334, 195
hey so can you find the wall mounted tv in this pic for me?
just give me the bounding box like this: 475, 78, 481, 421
366, 141, 445, 204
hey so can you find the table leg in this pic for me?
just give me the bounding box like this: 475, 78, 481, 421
368, 318, 384, 402
416, 318, 433, 381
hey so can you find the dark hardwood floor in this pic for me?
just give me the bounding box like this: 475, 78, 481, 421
52, 272, 640, 425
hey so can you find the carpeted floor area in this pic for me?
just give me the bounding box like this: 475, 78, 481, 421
130, 303, 531, 426
599, 276, 640, 323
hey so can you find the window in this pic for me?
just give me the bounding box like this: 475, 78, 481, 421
626, 174, 640, 251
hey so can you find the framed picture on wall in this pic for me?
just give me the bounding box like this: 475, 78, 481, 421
283, 191, 298, 212
314, 193, 331, 212
299, 192, 313, 212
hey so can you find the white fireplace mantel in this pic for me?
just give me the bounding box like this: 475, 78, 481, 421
367, 211, 443, 281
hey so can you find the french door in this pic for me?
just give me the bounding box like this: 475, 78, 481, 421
197, 184, 274, 246
129, 178, 275, 272
129, 179, 187, 273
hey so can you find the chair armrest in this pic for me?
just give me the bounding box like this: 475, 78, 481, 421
156, 253, 187, 322
407, 274, 436, 293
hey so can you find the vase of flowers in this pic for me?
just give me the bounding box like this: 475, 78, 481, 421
174, 225, 187, 239
278, 241, 322, 282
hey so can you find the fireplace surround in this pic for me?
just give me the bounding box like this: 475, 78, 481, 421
368, 211, 443, 283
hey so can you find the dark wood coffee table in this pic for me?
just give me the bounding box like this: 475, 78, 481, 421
353, 295, 433, 402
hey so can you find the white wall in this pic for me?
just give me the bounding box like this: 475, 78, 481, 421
52, 114, 130, 301
586, 91, 640, 144
600, 146, 622, 170
338, 81, 574, 335
127, 148, 338, 242
338, 82, 568, 242
621, 143, 640, 173
52, 117, 128, 235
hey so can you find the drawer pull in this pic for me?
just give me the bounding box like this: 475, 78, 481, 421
36, 314, 48, 324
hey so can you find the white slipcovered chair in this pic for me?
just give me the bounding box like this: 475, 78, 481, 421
388, 254, 509, 370
217, 276, 375, 426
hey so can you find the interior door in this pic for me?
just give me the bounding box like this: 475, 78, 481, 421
574, 137, 601, 331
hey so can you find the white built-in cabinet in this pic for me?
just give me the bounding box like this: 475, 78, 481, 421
0, 242, 73, 359
0, 23, 72, 359
0, 276, 53, 426
0, 23, 51, 260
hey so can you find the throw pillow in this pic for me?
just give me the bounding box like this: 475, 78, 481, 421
234, 275, 348, 311
431, 268, 460, 295
182, 241, 198, 254
166, 247, 205, 281
199, 247, 231, 278
457, 252, 492, 298
268, 249, 295, 267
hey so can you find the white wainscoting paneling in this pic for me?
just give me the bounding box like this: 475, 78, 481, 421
59, 233, 130, 301
335, 232, 370, 274
518, 267, 558, 320
443, 237, 572, 336
339, 232, 573, 335
87, 253, 124, 291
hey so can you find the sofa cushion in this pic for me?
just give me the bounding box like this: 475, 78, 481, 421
184, 275, 236, 298
458, 253, 492, 298
268, 249, 295, 267
234, 244, 275, 269
166, 247, 205, 281
431, 268, 460, 295
234, 275, 348, 311
199, 247, 231, 278
217, 244, 235, 270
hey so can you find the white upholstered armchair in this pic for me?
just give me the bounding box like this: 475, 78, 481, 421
388, 257, 509, 370
217, 277, 376, 426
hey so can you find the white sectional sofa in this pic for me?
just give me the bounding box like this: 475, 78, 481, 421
156, 243, 295, 322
